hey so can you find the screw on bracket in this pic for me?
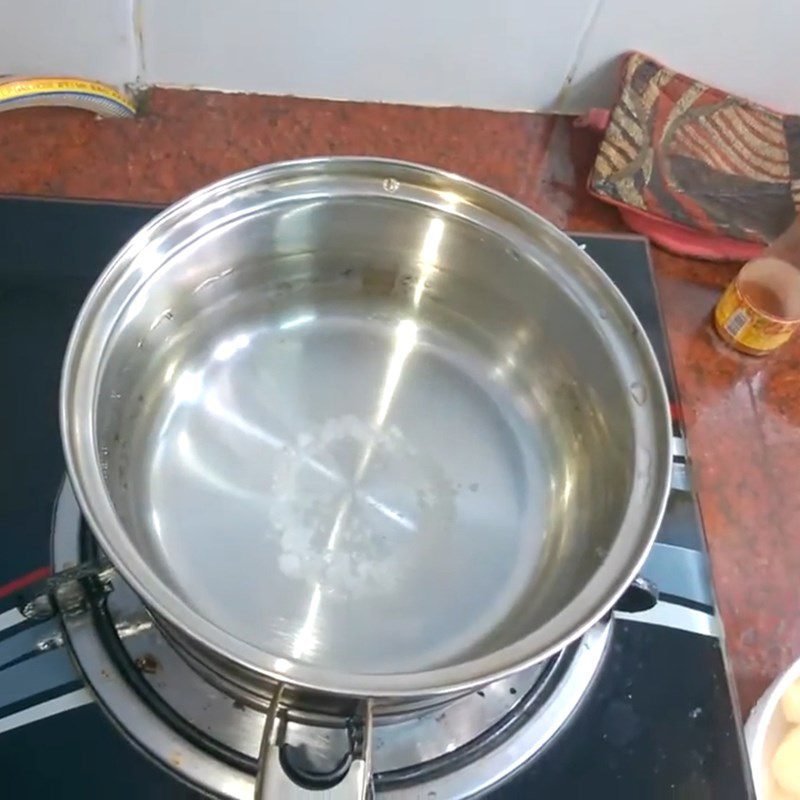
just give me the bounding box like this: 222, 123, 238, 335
19, 562, 116, 620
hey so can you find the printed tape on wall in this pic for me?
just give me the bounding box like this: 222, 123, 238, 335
0, 77, 136, 118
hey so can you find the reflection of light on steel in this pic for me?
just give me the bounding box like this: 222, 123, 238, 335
149, 510, 163, 542
414, 218, 445, 307
160, 425, 253, 502
204, 391, 282, 448
297, 318, 421, 650
363, 496, 416, 532
560, 463, 574, 510
438, 191, 461, 210
162, 359, 179, 386
292, 319, 417, 658
280, 312, 316, 331
374, 318, 418, 428
204, 390, 341, 484
173, 369, 203, 402
123, 290, 148, 321
310, 318, 419, 602
322, 494, 353, 555
492, 326, 532, 381
212, 333, 251, 362
420, 217, 445, 264
292, 583, 322, 659
177, 430, 192, 460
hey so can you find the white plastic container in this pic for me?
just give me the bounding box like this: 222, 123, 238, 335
746, 657, 800, 798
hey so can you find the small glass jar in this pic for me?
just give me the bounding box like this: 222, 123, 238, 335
715, 221, 800, 356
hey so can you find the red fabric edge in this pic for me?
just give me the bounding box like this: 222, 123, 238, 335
619, 208, 763, 261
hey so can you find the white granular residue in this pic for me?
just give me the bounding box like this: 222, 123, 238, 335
267, 415, 457, 598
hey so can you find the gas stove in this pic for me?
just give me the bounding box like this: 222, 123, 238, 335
0, 197, 754, 798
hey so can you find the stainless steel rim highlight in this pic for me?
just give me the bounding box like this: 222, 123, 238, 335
61, 157, 671, 698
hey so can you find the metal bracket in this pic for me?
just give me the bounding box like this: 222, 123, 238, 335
20, 562, 116, 621
256, 688, 373, 799
671, 434, 691, 493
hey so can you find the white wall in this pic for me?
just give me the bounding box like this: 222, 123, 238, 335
2, 0, 800, 113
0, 0, 138, 87
138, 0, 598, 111
560, 0, 800, 113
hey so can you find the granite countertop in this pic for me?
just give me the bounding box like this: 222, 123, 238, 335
1, 87, 798, 715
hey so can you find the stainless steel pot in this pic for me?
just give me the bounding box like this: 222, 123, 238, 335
61, 157, 671, 796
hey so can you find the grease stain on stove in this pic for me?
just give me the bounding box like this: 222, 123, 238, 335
135, 653, 159, 674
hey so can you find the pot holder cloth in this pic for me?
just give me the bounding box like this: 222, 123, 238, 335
587, 52, 800, 260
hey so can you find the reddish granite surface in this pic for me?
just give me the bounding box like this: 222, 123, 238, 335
1, 87, 798, 715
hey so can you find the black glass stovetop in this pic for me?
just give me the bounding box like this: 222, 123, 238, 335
0, 198, 754, 798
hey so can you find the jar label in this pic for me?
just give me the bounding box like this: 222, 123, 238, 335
714, 280, 797, 353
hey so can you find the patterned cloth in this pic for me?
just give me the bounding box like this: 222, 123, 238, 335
589, 52, 800, 247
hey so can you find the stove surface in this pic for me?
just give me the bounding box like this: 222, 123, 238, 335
0, 198, 753, 798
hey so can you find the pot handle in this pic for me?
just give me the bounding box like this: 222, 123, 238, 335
254, 689, 373, 800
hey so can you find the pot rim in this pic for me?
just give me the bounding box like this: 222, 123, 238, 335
61, 156, 672, 698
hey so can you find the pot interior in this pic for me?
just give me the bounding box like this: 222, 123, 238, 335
78, 163, 668, 686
